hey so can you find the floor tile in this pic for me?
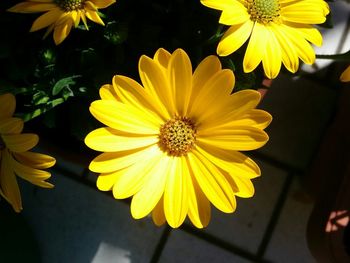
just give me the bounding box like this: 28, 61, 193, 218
265, 177, 315, 263
203, 159, 287, 253
20, 171, 163, 263
159, 230, 251, 263
258, 74, 337, 170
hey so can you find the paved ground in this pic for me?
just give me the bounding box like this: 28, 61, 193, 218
5, 2, 350, 263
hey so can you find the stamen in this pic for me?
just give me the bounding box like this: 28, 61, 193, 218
159, 116, 196, 156
55, 0, 84, 11
246, 0, 281, 24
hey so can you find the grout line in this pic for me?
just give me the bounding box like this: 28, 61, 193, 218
180, 224, 272, 263
149, 226, 172, 263
256, 172, 295, 259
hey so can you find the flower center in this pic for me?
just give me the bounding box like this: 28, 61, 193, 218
246, 0, 280, 24
158, 116, 196, 156
55, 0, 84, 11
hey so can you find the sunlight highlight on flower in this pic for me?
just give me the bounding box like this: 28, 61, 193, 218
0, 93, 55, 212
340, 65, 350, 82
201, 0, 330, 79
85, 48, 272, 228
8, 0, 116, 45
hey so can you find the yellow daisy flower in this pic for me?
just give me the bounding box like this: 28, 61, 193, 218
201, 0, 330, 79
340, 65, 350, 82
85, 48, 271, 228
8, 0, 116, 45
0, 93, 55, 212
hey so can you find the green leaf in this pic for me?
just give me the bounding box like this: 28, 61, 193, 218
52, 75, 81, 96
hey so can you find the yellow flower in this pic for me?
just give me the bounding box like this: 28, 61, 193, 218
8, 0, 116, 45
201, 0, 329, 79
85, 48, 272, 228
0, 93, 55, 212
340, 65, 350, 82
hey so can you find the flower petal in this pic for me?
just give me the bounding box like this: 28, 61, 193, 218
130, 153, 170, 219
340, 66, 350, 82
243, 22, 268, 73
188, 151, 236, 213
89, 100, 161, 135
85, 127, 158, 152
196, 143, 261, 179
153, 48, 171, 70
168, 49, 193, 116
0, 150, 22, 212
30, 8, 63, 32
13, 151, 56, 169
89, 144, 160, 173
99, 84, 118, 100
2, 134, 39, 152
85, 9, 105, 26
152, 196, 166, 226
53, 16, 73, 45
217, 20, 254, 56
262, 27, 282, 79
197, 126, 269, 151
164, 157, 189, 228
91, 0, 116, 8
8, 2, 57, 13
281, 1, 328, 24
0, 118, 23, 135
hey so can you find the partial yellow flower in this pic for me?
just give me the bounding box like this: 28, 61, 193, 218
201, 0, 330, 79
85, 48, 272, 228
8, 0, 116, 45
340, 65, 350, 82
0, 93, 55, 212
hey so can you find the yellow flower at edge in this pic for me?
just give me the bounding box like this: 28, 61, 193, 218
0, 93, 55, 212
85, 48, 272, 228
340, 65, 350, 82
201, 0, 329, 79
8, 0, 116, 45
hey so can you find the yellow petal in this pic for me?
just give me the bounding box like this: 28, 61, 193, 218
13, 151, 56, 169
53, 17, 73, 45
2, 134, 39, 152
85, 9, 105, 26
262, 28, 282, 79
167, 49, 193, 116
90, 0, 116, 8
271, 23, 299, 73
0, 150, 22, 212
196, 143, 261, 179
284, 22, 322, 47
217, 20, 254, 56
340, 66, 350, 82
30, 8, 63, 32
10, 155, 53, 188
281, 2, 328, 24
99, 84, 118, 100
219, 6, 250, 26
189, 69, 235, 124
0, 118, 23, 135
164, 157, 189, 228
130, 153, 170, 219
85, 127, 158, 152
112, 75, 168, 120
187, 169, 211, 228
152, 196, 166, 226
112, 151, 163, 199
89, 100, 161, 135
8, 2, 57, 13
139, 55, 175, 117
243, 22, 268, 73
188, 152, 236, 213
153, 48, 171, 70
96, 171, 121, 191
0, 93, 16, 120
89, 144, 160, 173
197, 126, 269, 151
200, 0, 240, 11
230, 175, 255, 198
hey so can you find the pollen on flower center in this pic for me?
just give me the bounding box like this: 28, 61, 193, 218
159, 116, 196, 156
55, 0, 84, 11
246, 0, 280, 24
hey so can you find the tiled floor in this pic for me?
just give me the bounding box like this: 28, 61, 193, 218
4, 4, 350, 263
